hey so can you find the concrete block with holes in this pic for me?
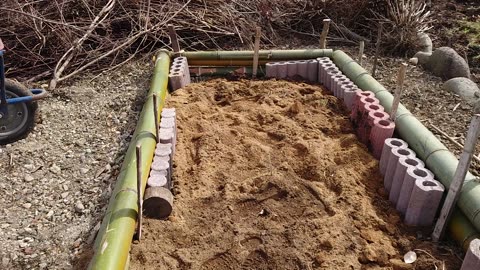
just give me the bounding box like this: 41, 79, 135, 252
396, 167, 433, 215
384, 147, 416, 193
169, 57, 191, 91
389, 156, 424, 204
404, 179, 444, 226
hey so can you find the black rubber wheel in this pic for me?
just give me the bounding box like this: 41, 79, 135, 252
0, 79, 37, 144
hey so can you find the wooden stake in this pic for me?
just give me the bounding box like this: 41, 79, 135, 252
432, 114, 480, 242
390, 63, 408, 122
372, 23, 383, 77
153, 94, 159, 143
358, 41, 365, 65
252, 26, 261, 78
168, 24, 180, 54
135, 144, 143, 241
319, 19, 331, 49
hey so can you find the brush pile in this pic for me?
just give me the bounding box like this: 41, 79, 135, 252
0, 0, 431, 85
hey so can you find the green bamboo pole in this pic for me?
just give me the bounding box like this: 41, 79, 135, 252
331, 50, 480, 246
181, 49, 333, 61
89, 51, 170, 270
450, 210, 480, 251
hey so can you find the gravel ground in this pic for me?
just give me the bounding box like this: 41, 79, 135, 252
0, 61, 151, 269
0, 46, 477, 269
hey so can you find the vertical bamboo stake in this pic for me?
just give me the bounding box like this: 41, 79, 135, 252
168, 24, 180, 54
252, 26, 261, 78
432, 114, 480, 241
372, 23, 383, 77
135, 144, 143, 241
358, 41, 365, 65
319, 19, 331, 49
153, 94, 159, 143
390, 63, 408, 122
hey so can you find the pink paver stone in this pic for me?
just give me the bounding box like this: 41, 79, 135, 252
369, 118, 396, 159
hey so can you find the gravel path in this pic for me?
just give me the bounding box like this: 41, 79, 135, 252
0, 61, 151, 269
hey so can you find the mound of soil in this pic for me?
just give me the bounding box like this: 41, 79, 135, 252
130, 79, 460, 269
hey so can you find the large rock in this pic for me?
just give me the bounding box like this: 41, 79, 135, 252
417, 32, 433, 53
444, 77, 480, 105
426, 47, 471, 80
413, 51, 432, 65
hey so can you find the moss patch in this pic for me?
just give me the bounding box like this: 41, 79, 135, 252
459, 21, 480, 59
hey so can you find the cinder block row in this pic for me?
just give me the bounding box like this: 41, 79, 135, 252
389, 156, 424, 204
265, 60, 317, 82
317, 57, 333, 84
355, 95, 380, 144
267, 59, 364, 109
314, 58, 445, 228
379, 138, 408, 175
384, 147, 416, 192
169, 57, 191, 91
148, 108, 177, 191
351, 91, 375, 124
348, 90, 395, 154
318, 62, 395, 160
379, 139, 445, 226
324, 67, 342, 90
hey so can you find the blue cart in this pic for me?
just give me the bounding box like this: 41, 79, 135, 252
0, 38, 47, 144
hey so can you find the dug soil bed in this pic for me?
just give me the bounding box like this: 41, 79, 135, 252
130, 79, 461, 270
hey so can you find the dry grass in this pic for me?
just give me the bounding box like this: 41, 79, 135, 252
0, 0, 431, 85
371, 0, 433, 55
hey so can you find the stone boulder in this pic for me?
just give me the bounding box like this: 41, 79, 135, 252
425, 47, 470, 80
417, 32, 433, 53
444, 77, 480, 105
413, 51, 432, 65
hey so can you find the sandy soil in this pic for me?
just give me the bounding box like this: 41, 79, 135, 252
129, 79, 461, 270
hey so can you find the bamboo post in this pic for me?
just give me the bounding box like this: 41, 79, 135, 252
168, 24, 180, 54
358, 40, 365, 65
135, 144, 143, 241
319, 19, 331, 49
372, 23, 383, 77
390, 63, 408, 122
432, 114, 480, 241
153, 94, 159, 143
252, 26, 261, 78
